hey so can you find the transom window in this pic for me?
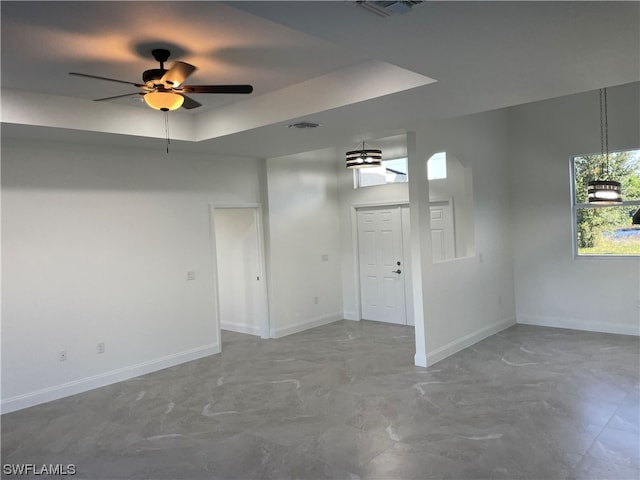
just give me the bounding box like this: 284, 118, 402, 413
356, 157, 408, 188
355, 152, 448, 188
571, 149, 640, 256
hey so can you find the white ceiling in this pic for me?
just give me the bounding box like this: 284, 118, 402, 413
2, 1, 639, 159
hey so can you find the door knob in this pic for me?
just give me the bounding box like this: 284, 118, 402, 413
392, 269, 402, 274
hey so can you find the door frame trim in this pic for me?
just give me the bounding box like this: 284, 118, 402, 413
351, 201, 409, 322
209, 204, 270, 340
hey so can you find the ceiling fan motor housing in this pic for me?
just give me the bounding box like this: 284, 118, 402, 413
143, 68, 167, 84
143, 49, 172, 84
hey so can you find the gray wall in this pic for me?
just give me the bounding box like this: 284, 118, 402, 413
509, 81, 640, 335
1, 138, 263, 411
265, 150, 343, 337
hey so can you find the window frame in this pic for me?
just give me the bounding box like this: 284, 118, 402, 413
570, 149, 640, 258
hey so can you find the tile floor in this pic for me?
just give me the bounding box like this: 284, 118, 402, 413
2, 321, 639, 479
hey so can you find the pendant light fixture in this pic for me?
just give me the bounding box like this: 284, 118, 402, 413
346, 141, 383, 169
588, 88, 622, 204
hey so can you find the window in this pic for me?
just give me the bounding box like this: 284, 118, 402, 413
355, 153, 449, 188
427, 151, 447, 180
356, 157, 408, 188
572, 149, 640, 256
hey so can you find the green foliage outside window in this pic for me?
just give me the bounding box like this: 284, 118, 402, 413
573, 151, 640, 255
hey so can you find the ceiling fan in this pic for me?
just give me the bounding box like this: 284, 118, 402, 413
69, 49, 253, 111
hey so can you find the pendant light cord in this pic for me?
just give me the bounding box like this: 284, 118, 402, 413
600, 88, 609, 177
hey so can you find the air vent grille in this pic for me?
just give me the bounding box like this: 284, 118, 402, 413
287, 121, 321, 129
356, 1, 424, 17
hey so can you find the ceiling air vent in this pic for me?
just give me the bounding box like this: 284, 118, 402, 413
356, 1, 424, 17
287, 121, 321, 129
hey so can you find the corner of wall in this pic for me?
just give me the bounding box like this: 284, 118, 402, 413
270, 312, 343, 339
426, 317, 516, 366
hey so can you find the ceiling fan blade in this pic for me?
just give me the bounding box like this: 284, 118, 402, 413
180, 94, 202, 110
69, 72, 144, 87
179, 85, 253, 94
161, 61, 197, 88
93, 92, 144, 102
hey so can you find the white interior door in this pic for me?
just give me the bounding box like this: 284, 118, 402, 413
430, 201, 455, 262
214, 208, 268, 337
357, 206, 407, 325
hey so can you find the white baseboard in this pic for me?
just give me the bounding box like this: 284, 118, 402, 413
517, 315, 640, 336
425, 317, 516, 366
1, 343, 220, 415
221, 322, 263, 337
271, 312, 343, 339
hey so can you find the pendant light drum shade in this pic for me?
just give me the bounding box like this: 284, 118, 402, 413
346, 143, 383, 169
588, 179, 622, 203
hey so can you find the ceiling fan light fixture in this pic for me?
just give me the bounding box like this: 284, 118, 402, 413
71, 49, 252, 114
144, 91, 184, 111
346, 142, 383, 169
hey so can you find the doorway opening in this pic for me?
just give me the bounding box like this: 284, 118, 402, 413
211, 206, 269, 340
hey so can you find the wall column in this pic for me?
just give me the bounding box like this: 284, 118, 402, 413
407, 131, 433, 367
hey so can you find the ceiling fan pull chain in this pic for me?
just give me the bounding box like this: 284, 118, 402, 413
165, 111, 171, 154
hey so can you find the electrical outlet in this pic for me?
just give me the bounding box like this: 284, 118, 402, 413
186, 271, 196, 281
58, 350, 67, 362
314, 296, 319, 305
321, 254, 329, 262
97, 342, 105, 354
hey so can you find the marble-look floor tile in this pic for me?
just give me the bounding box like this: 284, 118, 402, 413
296, 423, 394, 473
2, 321, 638, 479
586, 426, 640, 469
608, 390, 640, 434
361, 436, 581, 480
569, 453, 640, 480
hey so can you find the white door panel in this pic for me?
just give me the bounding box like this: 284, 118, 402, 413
430, 202, 455, 262
431, 229, 445, 262
357, 206, 406, 325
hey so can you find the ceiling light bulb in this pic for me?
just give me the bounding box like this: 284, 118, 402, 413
144, 91, 184, 111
